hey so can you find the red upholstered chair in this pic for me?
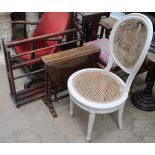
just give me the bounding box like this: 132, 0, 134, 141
14, 12, 71, 61
11, 12, 72, 88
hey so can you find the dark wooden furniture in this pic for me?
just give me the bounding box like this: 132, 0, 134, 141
11, 13, 73, 89
2, 12, 84, 108
41, 45, 101, 117
11, 12, 43, 40
2, 26, 83, 108
131, 33, 155, 111
11, 12, 27, 39
76, 12, 110, 42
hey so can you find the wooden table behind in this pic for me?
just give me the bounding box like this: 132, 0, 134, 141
41, 45, 101, 117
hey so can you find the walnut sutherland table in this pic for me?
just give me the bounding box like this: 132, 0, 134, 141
41, 45, 100, 117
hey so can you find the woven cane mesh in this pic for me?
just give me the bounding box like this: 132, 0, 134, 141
113, 17, 148, 70
100, 17, 117, 29
73, 71, 121, 103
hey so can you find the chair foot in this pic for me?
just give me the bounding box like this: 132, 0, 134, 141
86, 113, 96, 142
118, 105, 124, 129
86, 137, 91, 143
43, 97, 57, 118
70, 111, 74, 117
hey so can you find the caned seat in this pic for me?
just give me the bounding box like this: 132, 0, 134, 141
68, 13, 153, 142
99, 16, 118, 38
100, 16, 117, 29
70, 69, 127, 109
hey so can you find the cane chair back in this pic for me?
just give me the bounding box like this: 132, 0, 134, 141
106, 13, 153, 92
109, 13, 153, 73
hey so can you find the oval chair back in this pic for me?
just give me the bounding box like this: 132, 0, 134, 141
106, 13, 153, 92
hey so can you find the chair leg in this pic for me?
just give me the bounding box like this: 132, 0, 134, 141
145, 70, 150, 83
86, 113, 96, 142
100, 26, 104, 38
118, 105, 124, 129
70, 97, 74, 116
105, 29, 111, 39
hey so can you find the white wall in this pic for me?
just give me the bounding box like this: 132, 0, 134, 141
110, 12, 125, 19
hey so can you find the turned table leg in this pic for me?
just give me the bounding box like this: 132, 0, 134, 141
81, 20, 91, 42
43, 71, 57, 117
90, 17, 101, 41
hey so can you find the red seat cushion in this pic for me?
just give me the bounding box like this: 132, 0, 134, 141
84, 38, 118, 68
14, 12, 71, 61
15, 40, 57, 61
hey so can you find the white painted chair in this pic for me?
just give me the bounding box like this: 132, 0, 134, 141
67, 13, 153, 142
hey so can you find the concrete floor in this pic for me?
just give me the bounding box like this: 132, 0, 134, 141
0, 64, 155, 143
